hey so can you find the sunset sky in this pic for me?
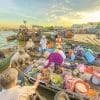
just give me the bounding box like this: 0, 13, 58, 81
0, 0, 100, 27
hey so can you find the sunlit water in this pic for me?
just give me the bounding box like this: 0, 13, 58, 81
0, 31, 18, 49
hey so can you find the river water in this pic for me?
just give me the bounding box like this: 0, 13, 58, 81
0, 31, 17, 49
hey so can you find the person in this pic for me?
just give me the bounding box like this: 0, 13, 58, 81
55, 34, 62, 47
56, 45, 66, 60
9, 49, 31, 86
44, 51, 63, 72
0, 51, 5, 59
0, 68, 42, 100
10, 49, 31, 68
37, 29, 42, 40
40, 35, 47, 54
26, 38, 35, 52
68, 48, 74, 59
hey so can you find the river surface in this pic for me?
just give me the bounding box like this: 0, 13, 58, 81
0, 31, 17, 49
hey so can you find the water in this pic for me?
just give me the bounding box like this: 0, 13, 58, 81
0, 31, 17, 49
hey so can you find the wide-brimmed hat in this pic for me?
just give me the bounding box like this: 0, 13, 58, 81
43, 51, 50, 58
18, 49, 25, 54
42, 35, 46, 38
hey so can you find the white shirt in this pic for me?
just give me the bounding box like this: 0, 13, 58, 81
0, 86, 35, 100
58, 50, 66, 60
40, 38, 47, 49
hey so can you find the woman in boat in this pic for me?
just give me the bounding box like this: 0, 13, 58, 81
56, 45, 66, 60
40, 35, 47, 54
55, 34, 62, 48
0, 68, 42, 100
26, 38, 35, 52
44, 51, 63, 72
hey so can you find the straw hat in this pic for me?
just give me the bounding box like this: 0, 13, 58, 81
18, 49, 25, 54
43, 51, 50, 58
42, 35, 46, 38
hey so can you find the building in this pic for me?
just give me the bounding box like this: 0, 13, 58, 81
72, 22, 100, 34
32, 25, 43, 32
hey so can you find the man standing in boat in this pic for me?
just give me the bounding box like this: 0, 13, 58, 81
40, 35, 47, 55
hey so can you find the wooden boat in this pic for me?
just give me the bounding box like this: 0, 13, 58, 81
7, 35, 17, 41
54, 91, 70, 100
0, 52, 14, 72
24, 69, 88, 100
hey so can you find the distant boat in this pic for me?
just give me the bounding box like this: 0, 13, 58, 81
65, 30, 74, 38
6, 35, 17, 41
17, 25, 29, 41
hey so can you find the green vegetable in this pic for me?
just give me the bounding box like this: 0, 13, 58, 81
50, 73, 63, 85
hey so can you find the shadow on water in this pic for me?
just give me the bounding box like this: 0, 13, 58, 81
38, 86, 55, 100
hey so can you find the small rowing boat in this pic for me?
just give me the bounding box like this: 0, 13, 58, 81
6, 35, 17, 41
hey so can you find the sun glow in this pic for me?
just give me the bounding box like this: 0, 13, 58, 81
84, 11, 100, 23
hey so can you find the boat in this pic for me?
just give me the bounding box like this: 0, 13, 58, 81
0, 52, 14, 72
0, 47, 16, 72
23, 67, 88, 100
7, 35, 17, 41
17, 25, 29, 41
54, 91, 70, 100
65, 30, 74, 38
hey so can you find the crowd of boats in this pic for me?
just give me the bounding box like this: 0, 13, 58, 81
0, 28, 100, 100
